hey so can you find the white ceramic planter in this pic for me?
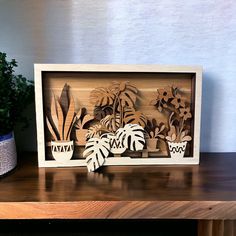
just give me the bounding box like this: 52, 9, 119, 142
51, 140, 74, 164
0, 132, 17, 175
167, 141, 187, 158
106, 133, 126, 155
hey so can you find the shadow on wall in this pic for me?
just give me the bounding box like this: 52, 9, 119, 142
200, 72, 215, 152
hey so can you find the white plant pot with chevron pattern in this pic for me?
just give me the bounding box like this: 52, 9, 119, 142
167, 141, 187, 158
107, 133, 126, 155
51, 140, 74, 164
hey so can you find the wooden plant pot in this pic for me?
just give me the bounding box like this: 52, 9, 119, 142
51, 140, 74, 164
75, 129, 88, 146
107, 133, 126, 155
167, 141, 187, 158
0, 132, 17, 175
146, 138, 159, 151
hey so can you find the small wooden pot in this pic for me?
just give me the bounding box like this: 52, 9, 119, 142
146, 138, 158, 151
167, 141, 187, 158
51, 140, 74, 164
0, 132, 17, 175
75, 129, 88, 146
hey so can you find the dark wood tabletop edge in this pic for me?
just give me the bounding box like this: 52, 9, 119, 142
1, 200, 236, 220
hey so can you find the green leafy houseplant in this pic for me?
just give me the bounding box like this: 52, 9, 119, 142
0, 52, 34, 136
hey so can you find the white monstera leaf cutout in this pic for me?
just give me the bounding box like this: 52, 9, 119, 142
83, 137, 110, 172
116, 124, 145, 151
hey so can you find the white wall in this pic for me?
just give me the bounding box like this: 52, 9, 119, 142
0, 0, 235, 152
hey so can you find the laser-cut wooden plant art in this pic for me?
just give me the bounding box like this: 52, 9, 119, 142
46, 84, 77, 163
83, 124, 145, 172
75, 108, 94, 146
145, 119, 166, 151
35, 65, 202, 169
83, 136, 111, 172
90, 81, 147, 130
151, 86, 192, 158
87, 81, 147, 160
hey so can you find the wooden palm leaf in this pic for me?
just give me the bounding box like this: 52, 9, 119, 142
83, 137, 110, 172
123, 108, 147, 128
116, 124, 145, 151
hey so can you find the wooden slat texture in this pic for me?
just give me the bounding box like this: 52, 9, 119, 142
213, 220, 224, 236
224, 221, 234, 236
0, 153, 236, 219
198, 220, 236, 236
198, 220, 213, 236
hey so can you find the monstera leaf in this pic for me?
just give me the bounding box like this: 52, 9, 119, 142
83, 137, 110, 172
101, 114, 120, 132
90, 87, 115, 106
93, 106, 113, 120
111, 81, 138, 108
123, 108, 147, 128
116, 124, 145, 151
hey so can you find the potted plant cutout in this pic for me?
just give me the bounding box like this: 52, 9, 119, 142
83, 124, 145, 172
0, 52, 34, 175
145, 119, 165, 151
89, 81, 147, 154
46, 84, 77, 164
75, 108, 94, 146
151, 86, 192, 158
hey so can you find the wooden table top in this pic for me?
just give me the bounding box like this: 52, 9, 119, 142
0, 152, 236, 220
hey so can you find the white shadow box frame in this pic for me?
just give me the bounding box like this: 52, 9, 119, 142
35, 64, 202, 168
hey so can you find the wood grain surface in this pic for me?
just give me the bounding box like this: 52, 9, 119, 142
0, 153, 236, 219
